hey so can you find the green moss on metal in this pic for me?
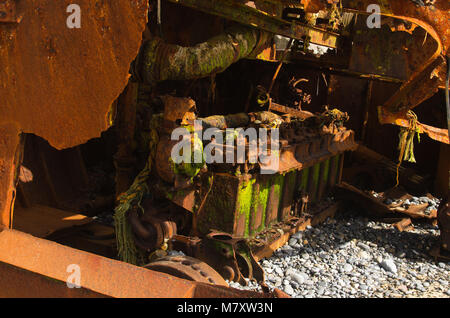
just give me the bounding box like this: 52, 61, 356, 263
272, 173, 285, 219
286, 171, 297, 192
211, 240, 234, 258
300, 167, 309, 192
237, 178, 255, 237
198, 175, 236, 235
273, 174, 284, 200
170, 129, 204, 180
322, 159, 330, 183
249, 178, 270, 235
257, 178, 270, 233
141, 26, 264, 83
364, 28, 394, 74
311, 163, 321, 202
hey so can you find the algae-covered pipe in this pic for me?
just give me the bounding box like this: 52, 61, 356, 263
200, 113, 250, 129
198, 111, 284, 129
138, 26, 271, 83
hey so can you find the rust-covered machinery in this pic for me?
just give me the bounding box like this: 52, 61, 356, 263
0, 0, 449, 297
126, 99, 357, 284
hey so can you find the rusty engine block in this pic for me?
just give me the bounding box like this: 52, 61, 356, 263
125, 95, 357, 284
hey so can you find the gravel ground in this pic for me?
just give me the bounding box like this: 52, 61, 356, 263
229, 210, 450, 298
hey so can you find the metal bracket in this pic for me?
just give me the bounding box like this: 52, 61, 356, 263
0, 0, 21, 23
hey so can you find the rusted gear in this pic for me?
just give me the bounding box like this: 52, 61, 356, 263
144, 255, 229, 286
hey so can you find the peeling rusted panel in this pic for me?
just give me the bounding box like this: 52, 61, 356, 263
0, 0, 148, 150
0, 123, 20, 228
337, 1, 449, 55
339, 0, 449, 112
0, 0, 148, 227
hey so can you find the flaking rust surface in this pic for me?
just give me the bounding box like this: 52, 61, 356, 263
0, 0, 148, 150
302, 0, 450, 53
0, 123, 20, 228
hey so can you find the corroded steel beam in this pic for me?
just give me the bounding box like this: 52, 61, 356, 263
378, 107, 449, 144
0, 228, 283, 298
166, 0, 340, 48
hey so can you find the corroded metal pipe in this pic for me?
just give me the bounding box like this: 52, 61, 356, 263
199, 113, 250, 129
138, 26, 271, 83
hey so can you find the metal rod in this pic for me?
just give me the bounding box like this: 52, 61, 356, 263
268, 38, 294, 96
446, 55, 449, 139
360, 80, 374, 142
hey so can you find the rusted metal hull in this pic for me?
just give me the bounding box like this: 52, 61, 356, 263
0, 0, 149, 149
0, 0, 148, 228
303, 0, 449, 56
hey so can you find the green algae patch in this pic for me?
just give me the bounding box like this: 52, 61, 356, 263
266, 173, 285, 225
311, 163, 321, 202
249, 177, 270, 236
170, 129, 204, 180
322, 159, 331, 183
256, 178, 270, 233
286, 171, 297, 192
300, 167, 309, 192
236, 178, 256, 237
197, 174, 238, 235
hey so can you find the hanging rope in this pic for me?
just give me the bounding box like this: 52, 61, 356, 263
113, 114, 161, 265
114, 160, 151, 265
395, 110, 420, 187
